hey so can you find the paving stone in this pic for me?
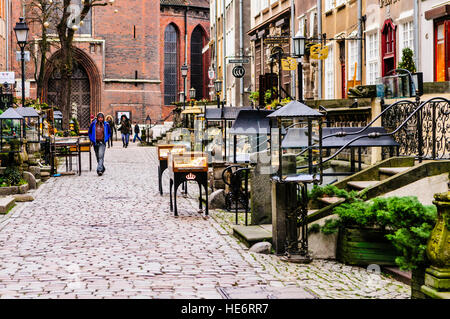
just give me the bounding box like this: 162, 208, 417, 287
0, 144, 410, 299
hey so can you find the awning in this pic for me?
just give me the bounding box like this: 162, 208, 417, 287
281, 127, 400, 149
229, 110, 273, 135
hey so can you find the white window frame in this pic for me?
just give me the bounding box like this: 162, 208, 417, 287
366, 31, 380, 85
324, 44, 335, 99
399, 20, 414, 55
348, 39, 359, 81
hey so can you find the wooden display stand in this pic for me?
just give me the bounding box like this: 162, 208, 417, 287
157, 144, 187, 195
168, 151, 209, 217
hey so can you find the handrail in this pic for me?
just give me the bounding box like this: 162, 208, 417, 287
294, 96, 450, 170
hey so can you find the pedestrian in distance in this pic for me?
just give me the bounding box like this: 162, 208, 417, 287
118, 114, 131, 148
106, 115, 116, 148
133, 121, 142, 143
88, 112, 111, 176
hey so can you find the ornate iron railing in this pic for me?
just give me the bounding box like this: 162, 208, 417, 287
382, 97, 450, 160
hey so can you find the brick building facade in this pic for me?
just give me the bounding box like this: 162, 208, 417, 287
8, 0, 209, 129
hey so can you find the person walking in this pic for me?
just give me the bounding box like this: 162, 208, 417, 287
118, 115, 131, 148
88, 112, 111, 176
106, 115, 116, 148
133, 121, 142, 143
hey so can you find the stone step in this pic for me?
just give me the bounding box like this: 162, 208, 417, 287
0, 196, 15, 214
382, 267, 411, 286
232, 225, 272, 248
317, 196, 345, 206
41, 172, 50, 178
378, 167, 412, 176
347, 180, 380, 190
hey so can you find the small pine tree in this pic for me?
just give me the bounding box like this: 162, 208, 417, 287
398, 48, 417, 73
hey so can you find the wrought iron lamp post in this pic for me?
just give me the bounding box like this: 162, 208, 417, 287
181, 64, 189, 110
268, 100, 324, 263
14, 17, 29, 109
293, 32, 306, 103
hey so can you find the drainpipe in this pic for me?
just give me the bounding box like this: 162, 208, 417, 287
6, 0, 9, 70
239, 0, 244, 106
414, 0, 420, 71
185, 6, 188, 100
223, 0, 226, 103
317, 0, 322, 99
215, 0, 218, 79
357, 0, 362, 83
291, 0, 296, 100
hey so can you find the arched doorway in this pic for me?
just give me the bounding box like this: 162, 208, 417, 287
47, 62, 91, 130
44, 47, 101, 130
190, 26, 206, 100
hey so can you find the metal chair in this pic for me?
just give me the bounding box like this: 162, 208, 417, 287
222, 165, 251, 225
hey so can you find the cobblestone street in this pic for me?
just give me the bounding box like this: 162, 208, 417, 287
0, 144, 410, 299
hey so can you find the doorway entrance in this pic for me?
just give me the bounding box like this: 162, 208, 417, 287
47, 62, 91, 130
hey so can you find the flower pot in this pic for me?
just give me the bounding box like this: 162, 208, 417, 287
336, 226, 398, 266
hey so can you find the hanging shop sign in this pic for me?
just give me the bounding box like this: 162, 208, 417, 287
264, 36, 290, 45
310, 44, 329, 60
232, 65, 246, 78
281, 57, 298, 71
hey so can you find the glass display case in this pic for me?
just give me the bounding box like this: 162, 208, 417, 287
16, 107, 40, 143
0, 108, 24, 153
168, 151, 208, 173
157, 144, 187, 161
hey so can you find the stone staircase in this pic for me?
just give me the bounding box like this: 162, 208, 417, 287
146, 122, 175, 146
307, 157, 450, 224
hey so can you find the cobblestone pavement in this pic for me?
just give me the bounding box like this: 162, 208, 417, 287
0, 143, 410, 299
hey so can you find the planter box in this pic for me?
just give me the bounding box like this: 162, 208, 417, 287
336, 226, 397, 266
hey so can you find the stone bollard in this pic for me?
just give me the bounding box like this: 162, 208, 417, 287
421, 191, 450, 299
250, 152, 273, 225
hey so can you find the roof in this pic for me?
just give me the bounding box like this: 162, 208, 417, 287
16, 107, 39, 117
160, 0, 210, 8
205, 107, 252, 121
229, 110, 274, 135
267, 100, 323, 118
0, 108, 24, 120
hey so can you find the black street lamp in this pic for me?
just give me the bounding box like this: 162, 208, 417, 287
181, 64, 188, 111
214, 80, 223, 109
293, 32, 306, 103
14, 17, 29, 109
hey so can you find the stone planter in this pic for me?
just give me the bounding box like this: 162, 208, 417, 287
336, 226, 398, 266
0, 183, 29, 196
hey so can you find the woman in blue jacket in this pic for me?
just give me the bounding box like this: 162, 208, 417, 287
88, 113, 111, 176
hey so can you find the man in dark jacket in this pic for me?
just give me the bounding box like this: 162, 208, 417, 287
133, 122, 142, 143
88, 113, 111, 176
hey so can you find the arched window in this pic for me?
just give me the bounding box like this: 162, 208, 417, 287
164, 24, 179, 106
190, 26, 205, 100
381, 20, 396, 77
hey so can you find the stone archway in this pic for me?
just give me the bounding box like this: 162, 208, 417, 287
43, 47, 101, 129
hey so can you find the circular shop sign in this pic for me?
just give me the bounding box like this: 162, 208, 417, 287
232, 65, 246, 78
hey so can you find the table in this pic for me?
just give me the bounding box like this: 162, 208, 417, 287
50, 137, 82, 175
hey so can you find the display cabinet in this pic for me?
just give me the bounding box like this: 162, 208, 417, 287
167, 152, 209, 217
157, 144, 187, 195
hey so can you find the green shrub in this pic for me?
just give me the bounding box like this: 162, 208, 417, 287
308, 223, 321, 234
3, 166, 22, 186
321, 219, 340, 235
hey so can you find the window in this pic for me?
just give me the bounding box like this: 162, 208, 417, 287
348, 40, 359, 81
400, 20, 414, 53
298, 16, 305, 37
164, 24, 179, 106
325, 0, 334, 12
191, 26, 205, 100
325, 45, 334, 99
47, 0, 92, 35
366, 32, 379, 85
